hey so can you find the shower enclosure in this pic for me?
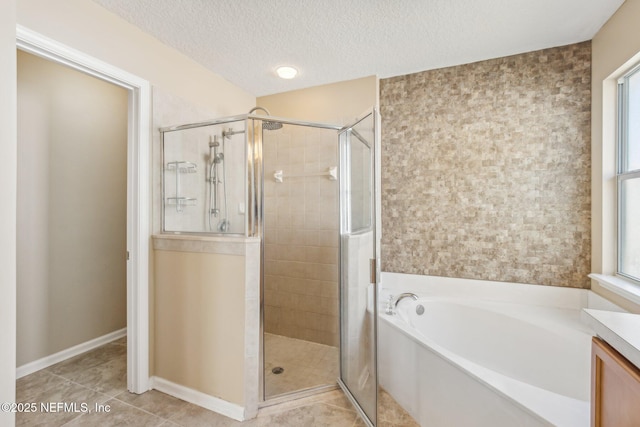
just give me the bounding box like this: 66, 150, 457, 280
160, 109, 378, 426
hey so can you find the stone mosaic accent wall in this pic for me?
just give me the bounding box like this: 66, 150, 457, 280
380, 42, 591, 288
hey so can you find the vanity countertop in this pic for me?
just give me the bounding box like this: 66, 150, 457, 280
583, 308, 640, 369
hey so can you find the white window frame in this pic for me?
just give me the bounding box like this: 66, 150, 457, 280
617, 64, 640, 284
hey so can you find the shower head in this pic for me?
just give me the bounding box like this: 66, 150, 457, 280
262, 121, 283, 131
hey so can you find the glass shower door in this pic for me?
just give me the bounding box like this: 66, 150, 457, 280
338, 110, 378, 426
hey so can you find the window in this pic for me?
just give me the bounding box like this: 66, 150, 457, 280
618, 65, 640, 282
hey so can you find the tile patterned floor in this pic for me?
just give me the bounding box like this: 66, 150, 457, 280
264, 333, 339, 398
16, 337, 417, 426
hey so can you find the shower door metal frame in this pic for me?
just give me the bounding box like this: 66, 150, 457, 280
336, 108, 379, 427
159, 113, 341, 240
256, 116, 345, 406
160, 114, 250, 237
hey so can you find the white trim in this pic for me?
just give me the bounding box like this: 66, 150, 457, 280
16, 329, 126, 379
243, 241, 261, 419
150, 376, 246, 421
16, 26, 151, 394
587, 290, 626, 312
589, 273, 640, 306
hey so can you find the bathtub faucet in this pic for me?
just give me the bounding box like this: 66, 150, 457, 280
386, 293, 419, 315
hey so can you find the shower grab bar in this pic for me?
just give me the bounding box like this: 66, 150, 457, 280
274, 166, 337, 183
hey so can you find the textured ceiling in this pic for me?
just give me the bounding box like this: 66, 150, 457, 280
91, 0, 623, 97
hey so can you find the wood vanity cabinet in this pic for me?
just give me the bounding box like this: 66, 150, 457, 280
591, 337, 640, 427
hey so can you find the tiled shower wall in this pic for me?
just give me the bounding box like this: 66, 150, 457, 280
263, 125, 340, 346
380, 42, 591, 288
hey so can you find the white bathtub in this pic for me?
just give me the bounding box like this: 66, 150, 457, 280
378, 272, 623, 427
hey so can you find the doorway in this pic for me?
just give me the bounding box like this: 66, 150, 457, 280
16, 26, 151, 394
16, 47, 127, 374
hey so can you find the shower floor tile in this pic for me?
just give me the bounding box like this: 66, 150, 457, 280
264, 333, 339, 397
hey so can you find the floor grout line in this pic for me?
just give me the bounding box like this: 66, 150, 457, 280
59, 412, 86, 426
26, 369, 117, 406
107, 396, 172, 423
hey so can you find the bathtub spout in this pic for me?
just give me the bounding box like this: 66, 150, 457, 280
387, 293, 418, 314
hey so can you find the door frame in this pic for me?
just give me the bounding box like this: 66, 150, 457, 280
16, 25, 151, 394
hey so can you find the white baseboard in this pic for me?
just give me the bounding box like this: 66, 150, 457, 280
16, 328, 127, 379
150, 376, 246, 421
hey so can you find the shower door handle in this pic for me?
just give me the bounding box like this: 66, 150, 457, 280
370, 258, 377, 284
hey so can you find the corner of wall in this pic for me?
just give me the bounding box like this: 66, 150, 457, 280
0, 1, 17, 424
148, 244, 155, 376
591, 0, 640, 279
17, 0, 255, 115
257, 75, 378, 124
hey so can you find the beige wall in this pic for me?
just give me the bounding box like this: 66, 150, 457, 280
591, 0, 640, 312
0, 1, 17, 424
17, 50, 128, 366
258, 75, 378, 124
380, 42, 592, 288
17, 0, 254, 115
154, 249, 246, 405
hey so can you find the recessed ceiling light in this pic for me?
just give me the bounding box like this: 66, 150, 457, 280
276, 66, 298, 79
